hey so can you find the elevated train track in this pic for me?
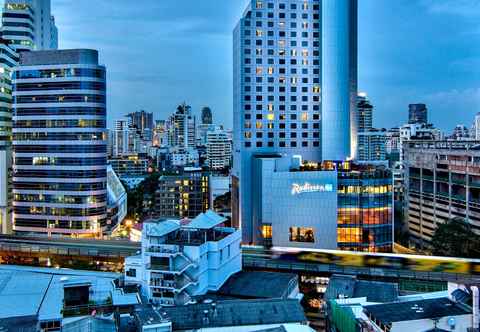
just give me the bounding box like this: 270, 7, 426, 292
0, 236, 478, 283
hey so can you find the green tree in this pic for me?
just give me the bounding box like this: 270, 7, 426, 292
431, 218, 480, 258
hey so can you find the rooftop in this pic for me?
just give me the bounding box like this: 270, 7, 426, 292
325, 275, 399, 303
19, 49, 99, 66
218, 271, 298, 299
185, 210, 227, 229
161, 299, 306, 330
0, 265, 123, 322
144, 220, 180, 238
364, 297, 472, 325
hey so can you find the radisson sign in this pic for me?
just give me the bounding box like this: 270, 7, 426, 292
291, 182, 334, 195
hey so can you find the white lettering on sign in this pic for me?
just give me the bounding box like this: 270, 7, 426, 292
291, 182, 334, 195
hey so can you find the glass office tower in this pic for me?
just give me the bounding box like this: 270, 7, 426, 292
12, 49, 107, 237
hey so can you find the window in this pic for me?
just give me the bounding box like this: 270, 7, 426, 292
126, 268, 136, 277
262, 224, 272, 239
289, 227, 314, 243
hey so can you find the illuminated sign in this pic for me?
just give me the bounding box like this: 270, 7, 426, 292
291, 182, 334, 195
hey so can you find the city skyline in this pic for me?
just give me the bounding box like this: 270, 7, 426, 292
41, 0, 480, 130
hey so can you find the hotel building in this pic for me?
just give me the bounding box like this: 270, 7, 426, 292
233, 0, 358, 244
12, 49, 108, 236
251, 155, 392, 252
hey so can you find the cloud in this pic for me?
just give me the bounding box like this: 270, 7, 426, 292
420, 0, 480, 17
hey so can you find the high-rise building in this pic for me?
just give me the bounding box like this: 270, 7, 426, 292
408, 103, 427, 125
155, 168, 210, 219
0, 40, 18, 234
356, 94, 386, 162
450, 124, 470, 140
1, 0, 58, 52
233, 0, 358, 243
128, 110, 154, 140
206, 129, 231, 170
166, 103, 196, 150
201, 106, 212, 125
12, 49, 107, 237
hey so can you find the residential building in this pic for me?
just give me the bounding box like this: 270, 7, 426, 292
404, 140, 480, 246
206, 129, 231, 170
451, 124, 471, 140
249, 155, 393, 251
356, 94, 386, 162
155, 167, 210, 219
233, 0, 358, 243
326, 275, 477, 332
1, 0, 58, 52
201, 106, 212, 125
197, 123, 221, 146
12, 49, 108, 236
109, 154, 149, 178
0, 40, 17, 234
408, 103, 427, 125
128, 109, 154, 141
166, 103, 196, 150
169, 147, 199, 168
124, 210, 241, 306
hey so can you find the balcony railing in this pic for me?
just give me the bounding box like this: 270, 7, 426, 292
146, 245, 179, 254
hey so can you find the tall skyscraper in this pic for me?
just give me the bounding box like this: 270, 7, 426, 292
201, 106, 213, 125
1, 0, 58, 52
12, 49, 107, 237
206, 129, 231, 170
128, 110, 154, 132
408, 103, 427, 125
233, 0, 357, 242
0, 40, 18, 234
167, 103, 196, 149
356, 93, 386, 162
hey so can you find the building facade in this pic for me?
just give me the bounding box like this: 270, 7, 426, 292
408, 103, 427, 125
251, 155, 392, 251
155, 168, 210, 219
233, 0, 358, 243
12, 49, 108, 236
166, 103, 196, 150
200, 106, 212, 125
404, 140, 480, 247
0, 41, 17, 234
125, 211, 241, 306
1, 0, 58, 52
206, 129, 231, 170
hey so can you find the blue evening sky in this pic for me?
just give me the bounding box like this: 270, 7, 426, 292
42, 1, 480, 131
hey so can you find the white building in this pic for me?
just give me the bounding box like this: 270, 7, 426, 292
1, 0, 58, 52
475, 113, 480, 140
206, 129, 231, 170
124, 210, 242, 306
166, 103, 196, 150
170, 147, 199, 168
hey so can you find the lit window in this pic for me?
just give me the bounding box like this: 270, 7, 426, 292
291, 77, 297, 85
244, 132, 251, 139
279, 21, 285, 28
301, 113, 308, 121
267, 114, 274, 121
256, 67, 263, 75
302, 59, 308, 65
256, 29, 263, 37
279, 77, 286, 84
302, 49, 309, 57
313, 86, 320, 93
289, 227, 315, 243
256, 48, 262, 55
268, 67, 274, 75
302, 21, 308, 29
291, 49, 297, 56
256, 1, 262, 9
268, 104, 274, 111
278, 40, 285, 47
256, 121, 263, 129
262, 224, 272, 239
303, 2, 308, 10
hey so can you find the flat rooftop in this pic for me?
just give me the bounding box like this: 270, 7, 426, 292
218, 271, 298, 299
364, 297, 471, 325
325, 275, 399, 303
161, 298, 306, 330
19, 49, 99, 66
0, 265, 123, 321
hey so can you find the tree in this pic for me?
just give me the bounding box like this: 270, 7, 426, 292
431, 218, 480, 258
